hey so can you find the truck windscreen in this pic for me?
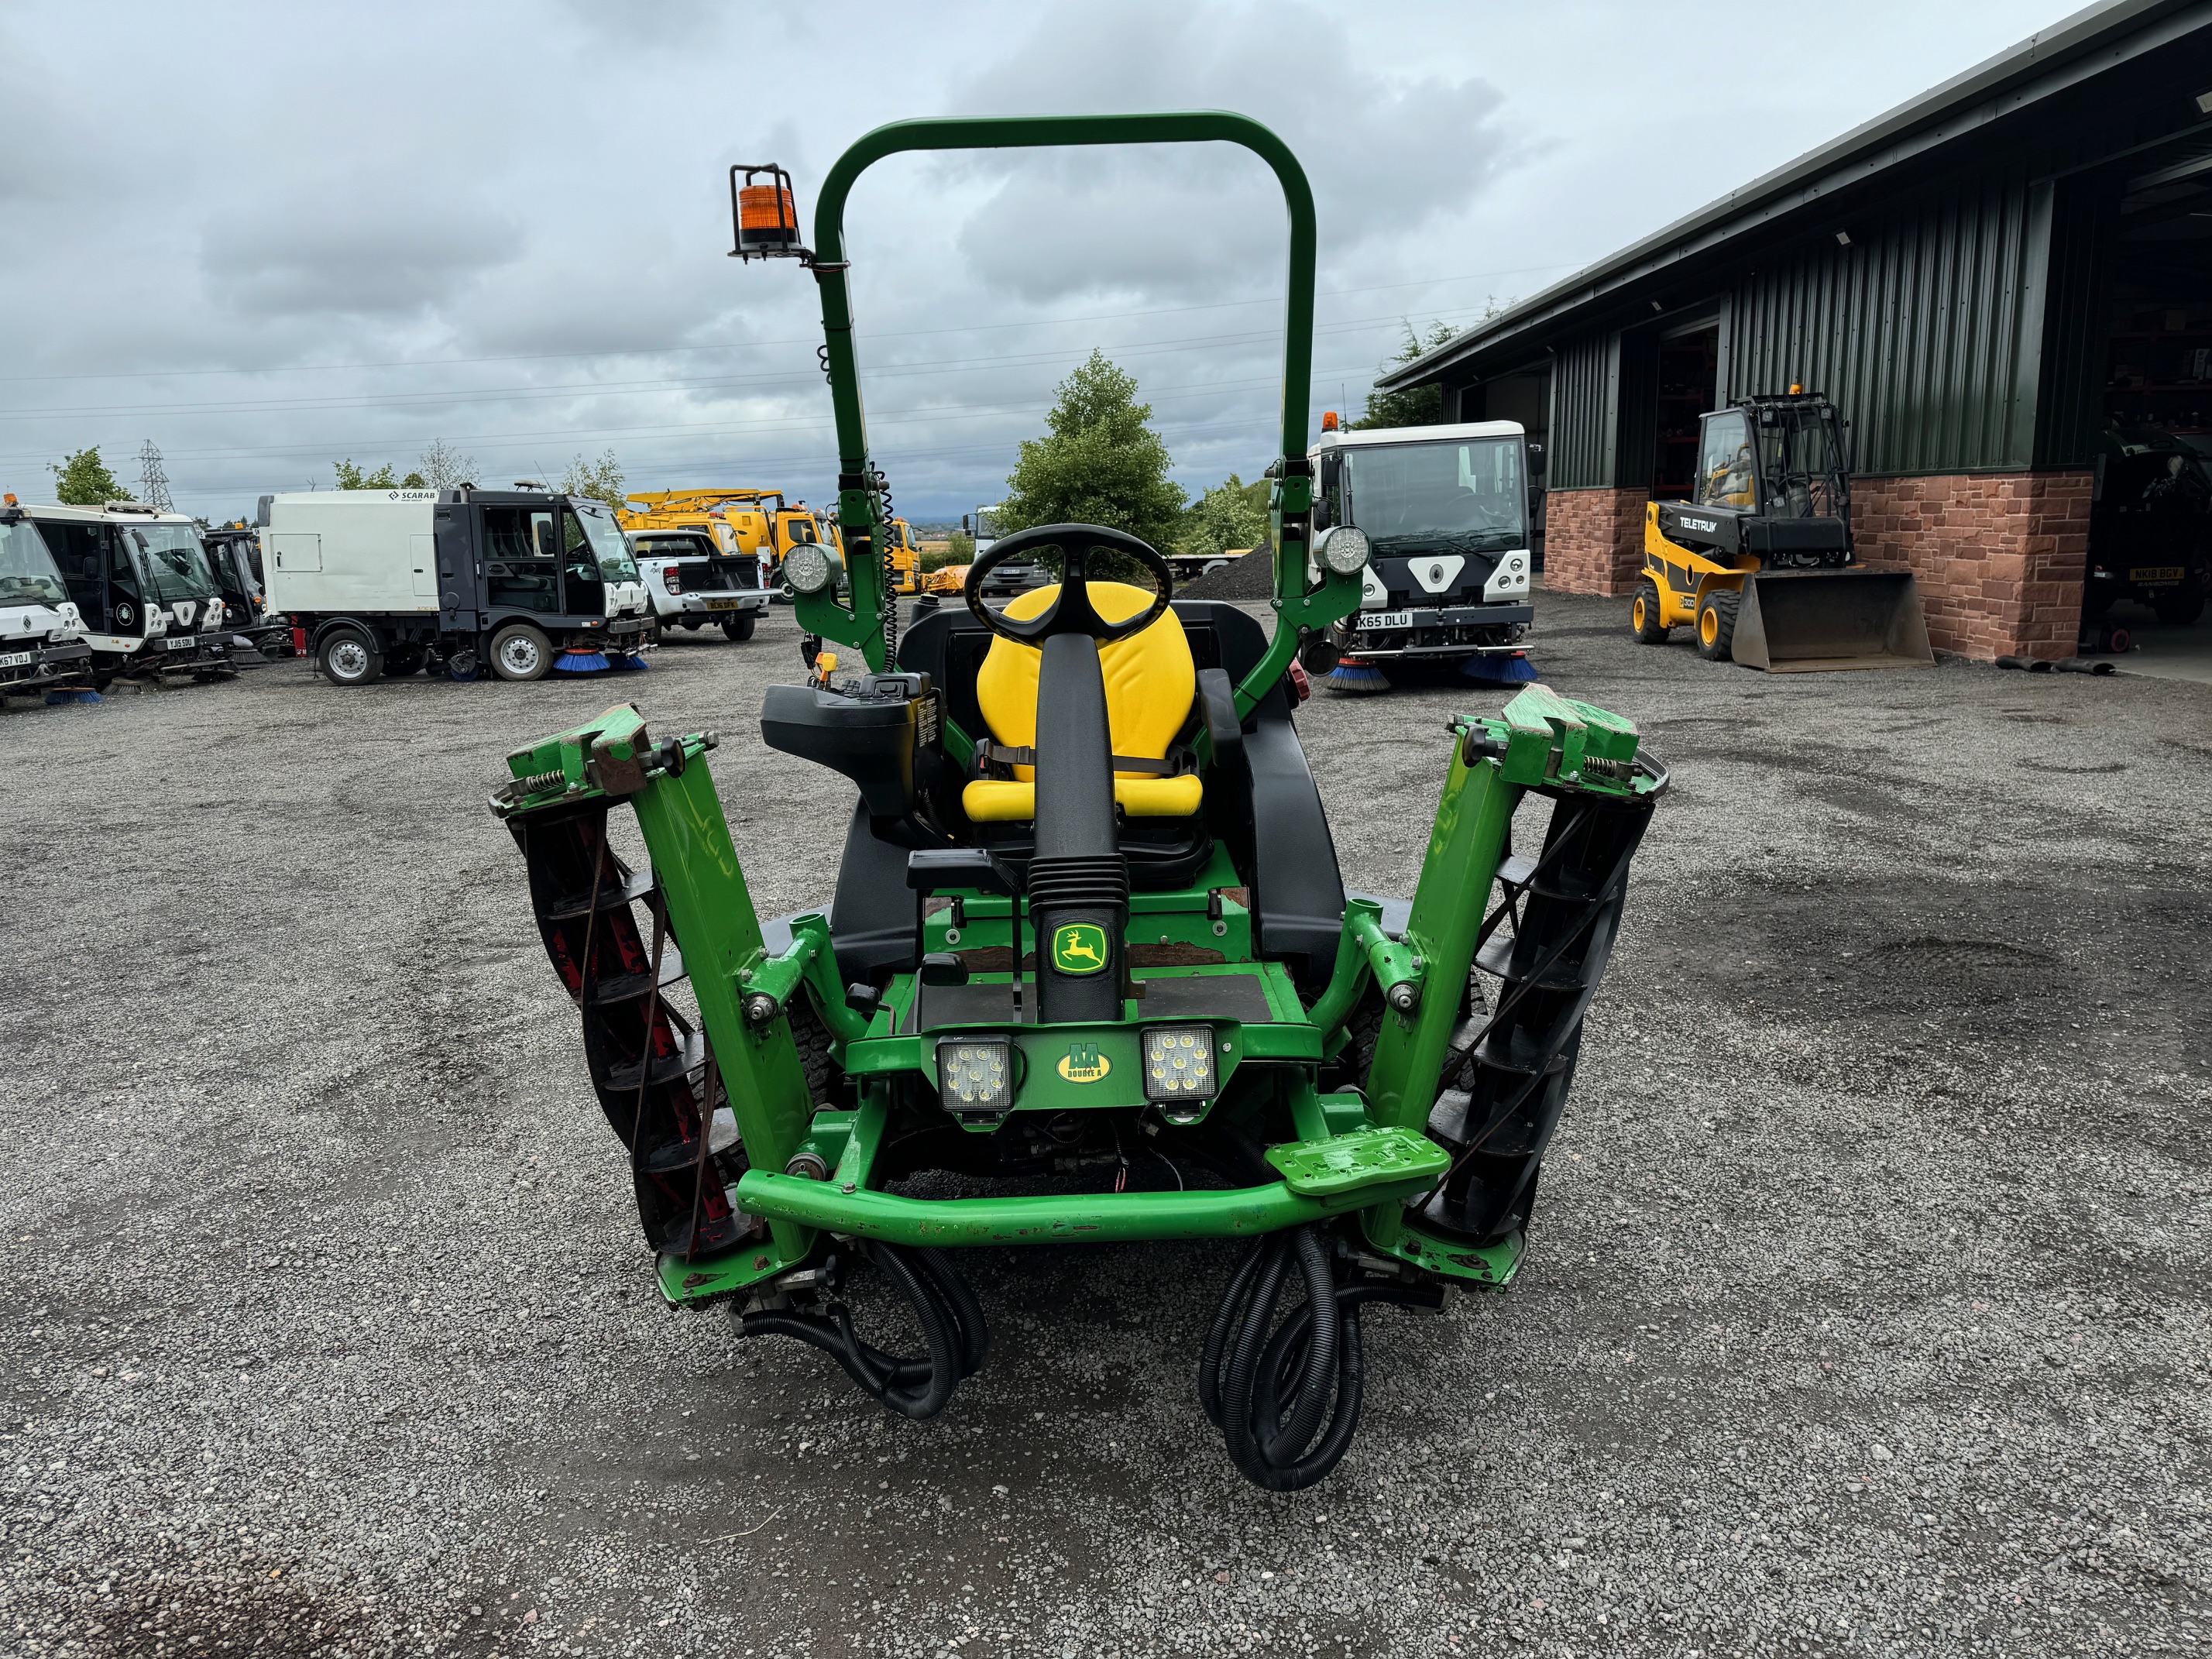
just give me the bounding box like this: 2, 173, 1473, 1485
1345, 438, 1525, 555
0, 520, 70, 606
136, 524, 218, 603
572, 503, 641, 582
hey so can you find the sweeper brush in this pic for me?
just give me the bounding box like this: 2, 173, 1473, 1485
490, 112, 1664, 1492
1324, 659, 1391, 694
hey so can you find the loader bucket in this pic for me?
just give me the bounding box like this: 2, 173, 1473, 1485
1732, 568, 1934, 672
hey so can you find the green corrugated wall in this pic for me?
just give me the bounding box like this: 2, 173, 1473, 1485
1723, 175, 2052, 475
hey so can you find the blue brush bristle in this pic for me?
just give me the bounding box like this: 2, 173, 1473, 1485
554, 651, 611, 674
607, 651, 650, 672
46, 689, 103, 705
1325, 661, 1391, 695
1462, 654, 1539, 684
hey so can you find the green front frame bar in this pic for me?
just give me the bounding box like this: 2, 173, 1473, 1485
496, 685, 1651, 1301
790, 112, 1360, 706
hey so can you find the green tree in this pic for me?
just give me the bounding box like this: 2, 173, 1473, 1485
334, 459, 399, 489
996, 351, 1187, 559
50, 447, 132, 505
417, 438, 477, 489
1350, 320, 1462, 431
1180, 472, 1271, 560
561, 448, 626, 513
331, 459, 429, 489
922, 530, 974, 572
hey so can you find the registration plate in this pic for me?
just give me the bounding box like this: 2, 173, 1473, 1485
0, 650, 30, 669
1362, 610, 1414, 631
164, 636, 198, 650
703, 596, 742, 610
2130, 566, 2183, 583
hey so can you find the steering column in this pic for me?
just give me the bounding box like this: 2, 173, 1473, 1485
963, 526, 1173, 1023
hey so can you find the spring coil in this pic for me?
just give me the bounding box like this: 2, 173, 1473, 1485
514, 769, 565, 795
872, 469, 899, 659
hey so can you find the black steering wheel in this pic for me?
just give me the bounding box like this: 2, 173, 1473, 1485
963, 524, 1173, 644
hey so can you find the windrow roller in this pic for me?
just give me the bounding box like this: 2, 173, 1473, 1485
492, 114, 1664, 1491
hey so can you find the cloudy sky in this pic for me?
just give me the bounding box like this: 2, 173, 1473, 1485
1, 0, 2070, 522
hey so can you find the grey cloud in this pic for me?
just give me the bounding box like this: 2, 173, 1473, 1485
203, 196, 527, 319
0, 0, 2065, 520
943, 1, 1512, 303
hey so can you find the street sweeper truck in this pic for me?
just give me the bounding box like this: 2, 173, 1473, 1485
1307, 415, 1537, 692
264, 486, 651, 684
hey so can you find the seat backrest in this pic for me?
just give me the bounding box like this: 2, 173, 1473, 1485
974, 581, 1194, 778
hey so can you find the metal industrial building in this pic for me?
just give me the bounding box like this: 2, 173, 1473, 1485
1382, 0, 2212, 664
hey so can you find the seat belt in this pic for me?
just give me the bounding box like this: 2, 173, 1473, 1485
974, 739, 1188, 778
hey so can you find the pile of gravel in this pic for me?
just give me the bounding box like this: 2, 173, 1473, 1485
1179, 548, 1275, 601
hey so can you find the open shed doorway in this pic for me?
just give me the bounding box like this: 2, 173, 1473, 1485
2090, 146, 2212, 682
1461, 368, 1551, 569
1653, 326, 1719, 501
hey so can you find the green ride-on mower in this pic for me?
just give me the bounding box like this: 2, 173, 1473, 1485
489, 114, 1665, 1491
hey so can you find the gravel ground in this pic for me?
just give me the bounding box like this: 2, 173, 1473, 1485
2, 590, 2207, 1659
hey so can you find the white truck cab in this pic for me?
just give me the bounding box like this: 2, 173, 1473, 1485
264, 486, 651, 685
0, 498, 92, 699
22, 501, 245, 685
1310, 420, 1537, 668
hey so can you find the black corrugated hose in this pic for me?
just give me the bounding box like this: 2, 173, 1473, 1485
1200, 1224, 1441, 1489
740, 1243, 988, 1420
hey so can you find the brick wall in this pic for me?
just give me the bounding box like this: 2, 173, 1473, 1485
1852, 471, 2091, 661
1542, 486, 1648, 596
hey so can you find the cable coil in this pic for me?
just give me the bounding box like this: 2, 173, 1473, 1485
1199, 1224, 1439, 1490
740, 1243, 988, 1420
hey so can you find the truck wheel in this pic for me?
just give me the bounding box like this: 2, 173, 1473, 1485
1696, 590, 1740, 661
320, 627, 383, 686
1632, 579, 1671, 643
723, 613, 757, 641
489, 623, 553, 682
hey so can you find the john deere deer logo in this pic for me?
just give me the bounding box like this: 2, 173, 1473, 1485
1051, 923, 1108, 975
1057, 1042, 1111, 1084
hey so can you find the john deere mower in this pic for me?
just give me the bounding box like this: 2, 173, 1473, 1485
490, 115, 1664, 1491
1632, 392, 1933, 671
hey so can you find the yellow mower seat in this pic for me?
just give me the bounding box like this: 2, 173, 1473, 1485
962, 581, 1203, 823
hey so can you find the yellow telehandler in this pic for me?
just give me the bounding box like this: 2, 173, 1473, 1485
1633, 392, 1932, 671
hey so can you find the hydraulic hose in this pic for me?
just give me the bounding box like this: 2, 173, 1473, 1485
1198, 1224, 1437, 1490
740, 1242, 988, 1420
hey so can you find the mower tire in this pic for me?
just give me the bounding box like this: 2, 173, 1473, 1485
320, 627, 383, 687
1696, 589, 1740, 661
489, 623, 554, 682
1631, 579, 1670, 644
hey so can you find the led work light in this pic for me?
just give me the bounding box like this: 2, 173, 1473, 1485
1316, 526, 1372, 577
783, 542, 833, 596
938, 1038, 1012, 1120
1143, 1025, 1215, 1105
